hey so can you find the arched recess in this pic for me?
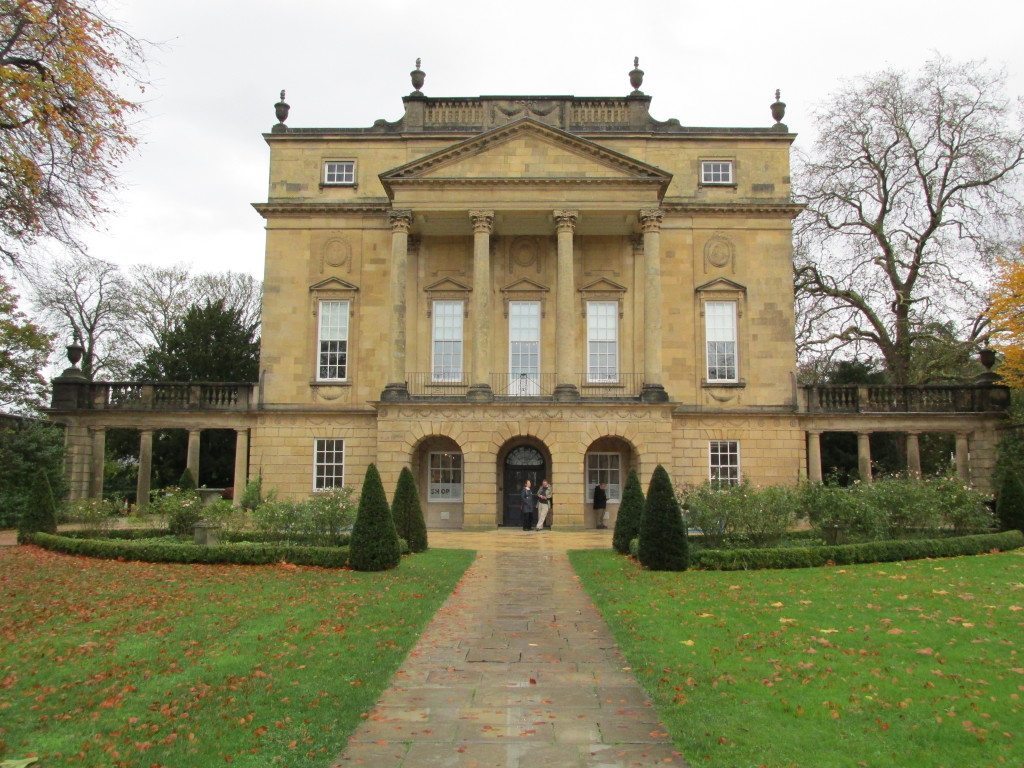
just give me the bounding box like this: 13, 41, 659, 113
494, 435, 552, 527
583, 435, 639, 528
411, 434, 465, 529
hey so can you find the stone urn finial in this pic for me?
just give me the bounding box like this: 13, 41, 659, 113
629, 57, 644, 94
66, 333, 84, 368
770, 88, 787, 131
410, 58, 425, 94
273, 90, 290, 133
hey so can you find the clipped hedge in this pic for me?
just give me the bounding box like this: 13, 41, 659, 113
57, 528, 353, 547
24, 532, 350, 568
692, 530, 1024, 571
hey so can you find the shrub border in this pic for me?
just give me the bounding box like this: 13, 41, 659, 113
689, 530, 1024, 571
24, 532, 350, 568
57, 528, 352, 547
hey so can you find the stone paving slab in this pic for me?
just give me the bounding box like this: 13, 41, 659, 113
331, 541, 687, 767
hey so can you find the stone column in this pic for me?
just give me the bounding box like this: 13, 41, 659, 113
640, 208, 668, 402
467, 210, 495, 401
857, 432, 873, 484
955, 432, 971, 481
382, 209, 413, 401
232, 429, 249, 507
136, 429, 153, 510
90, 427, 105, 499
186, 429, 201, 483
807, 431, 823, 483
906, 432, 922, 480
553, 209, 580, 401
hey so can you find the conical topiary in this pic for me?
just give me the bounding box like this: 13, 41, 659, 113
612, 469, 644, 554
16, 470, 58, 542
392, 466, 428, 552
637, 465, 689, 571
349, 463, 401, 571
996, 470, 1024, 532
179, 467, 197, 490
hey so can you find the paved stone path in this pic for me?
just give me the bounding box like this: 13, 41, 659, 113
332, 533, 687, 768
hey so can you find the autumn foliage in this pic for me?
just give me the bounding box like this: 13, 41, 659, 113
987, 254, 1024, 387
0, 0, 143, 265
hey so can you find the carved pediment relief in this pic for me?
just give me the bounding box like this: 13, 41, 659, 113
380, 119, 672, 197
309, 277, 359, 317
501, 277, 550, 317
578, 277, 627, 317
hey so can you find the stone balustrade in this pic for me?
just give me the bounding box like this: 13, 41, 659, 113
802, 384, 1010, 414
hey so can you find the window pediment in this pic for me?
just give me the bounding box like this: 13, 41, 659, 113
425, 278, 471, 317
309, 276, 360, 293
501, 278, 549, 317
696, 278, 746, 315
578, 278, 626, 317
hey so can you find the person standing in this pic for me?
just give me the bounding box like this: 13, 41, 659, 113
535, 479, 552, 530
593, 482, 608, 528
521, 479, 535, 531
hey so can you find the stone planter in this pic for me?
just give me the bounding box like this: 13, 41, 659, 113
193, 521, 222, 546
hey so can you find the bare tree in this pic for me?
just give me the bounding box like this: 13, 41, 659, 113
194, 270, 261, 337
30, 255, 129, 379
794, 57, 1024, 385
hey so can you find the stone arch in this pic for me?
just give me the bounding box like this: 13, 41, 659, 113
410, 433, 466, 529
494, 434, 553, 527
582, 434, 640, 529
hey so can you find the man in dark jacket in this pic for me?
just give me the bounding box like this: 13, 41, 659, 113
521, 479, 535, 531
593, 482, 608, 528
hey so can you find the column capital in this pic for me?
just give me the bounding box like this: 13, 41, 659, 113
553, 209, 579, 232
639, 208, 664, 232
469, 210, 494, 233
388, 209, 413, 233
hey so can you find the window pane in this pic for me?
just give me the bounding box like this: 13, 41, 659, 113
705, 301, 737, 381
318, 301, 349, 380
709, 440, 740, 486
313, 438, 344, 490
432, 301, 463, 382
428, 450, 463, 502
586, 302, 618, 382
585, 452, 622, 502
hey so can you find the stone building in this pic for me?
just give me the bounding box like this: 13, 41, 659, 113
48, 61, 1009, 529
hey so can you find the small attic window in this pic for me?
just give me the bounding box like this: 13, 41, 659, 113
324, 161, 356, 186
701, 160, 733, 185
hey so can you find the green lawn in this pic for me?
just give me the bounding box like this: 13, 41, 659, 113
0, 545, 473, 767
570, 549, 1024, 768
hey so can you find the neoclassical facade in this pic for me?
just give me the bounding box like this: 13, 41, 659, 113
49, 63, 1008, 528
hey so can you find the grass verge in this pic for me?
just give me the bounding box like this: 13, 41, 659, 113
570, 549, 1024, 768
0, 545, 473, 767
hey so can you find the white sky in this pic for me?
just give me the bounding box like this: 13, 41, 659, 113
78, 0, 1024, 279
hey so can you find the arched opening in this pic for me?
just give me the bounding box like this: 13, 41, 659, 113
583, 435, 638, 528
411, 435, 464, 529
495, 437, 551, 527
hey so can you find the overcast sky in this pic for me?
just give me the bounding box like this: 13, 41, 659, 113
76, 0, 1024, 279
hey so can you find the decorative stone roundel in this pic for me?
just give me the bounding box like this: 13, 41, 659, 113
323, 238, 352, 271
704, 234, 734, 270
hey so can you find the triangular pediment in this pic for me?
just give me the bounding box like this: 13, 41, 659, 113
380, 118, 671, 195
424, 277, 472, 293
309, 277, 359, 292
695, 277, 746, 293
578, 277, 627, 294
501, 277, 549, 294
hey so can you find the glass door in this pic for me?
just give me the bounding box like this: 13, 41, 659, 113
508, 301, 540, 396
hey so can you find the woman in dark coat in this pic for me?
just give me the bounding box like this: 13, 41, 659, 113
593, 482, 608, 528
521, 479, 535, 531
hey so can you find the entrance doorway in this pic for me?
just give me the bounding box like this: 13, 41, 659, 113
502, 445, 546, 527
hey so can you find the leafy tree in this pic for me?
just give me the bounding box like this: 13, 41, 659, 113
0, 420, 65, 534
987, 251, 1024, 387
0, 0, 143, 267
795, 57, 1024, 386
29, 255, 129, 379
349, 463, 400, 571
995, 469, 1024, 533
612, 468, 643, 554
637, 465, 688, 571
0, 273, 51, 411
132, 299, 259, 382
391, 466, 427, 552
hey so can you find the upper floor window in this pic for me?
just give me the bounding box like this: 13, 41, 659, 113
432, 300, 464, 382
586, 301, 618, 383
324, 160, 356, 186
701, 160, 733, 185
317, 300, 349, 381
705, 300, 737, 382
313, 438, 344, 490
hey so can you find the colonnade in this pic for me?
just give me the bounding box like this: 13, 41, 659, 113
380, 207, 668, 403
806, 429, 972, 483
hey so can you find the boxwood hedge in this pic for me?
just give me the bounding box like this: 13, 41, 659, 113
24, 532, 350, 568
